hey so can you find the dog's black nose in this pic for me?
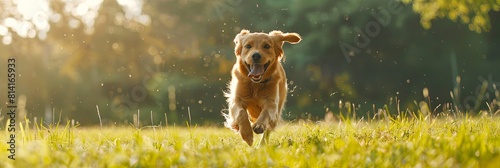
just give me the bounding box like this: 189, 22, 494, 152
252, 53, 261, 62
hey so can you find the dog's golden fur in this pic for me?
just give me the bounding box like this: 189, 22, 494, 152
224, 29, 301, 146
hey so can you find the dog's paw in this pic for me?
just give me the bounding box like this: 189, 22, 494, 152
252, 123, 266, 134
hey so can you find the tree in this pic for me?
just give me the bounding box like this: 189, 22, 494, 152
402, 0, 500, 33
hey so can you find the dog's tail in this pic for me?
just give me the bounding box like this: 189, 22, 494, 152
221, 108, 233, 130
222, 87, 239, 130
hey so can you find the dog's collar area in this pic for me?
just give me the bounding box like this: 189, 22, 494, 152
259, 76, 272, 84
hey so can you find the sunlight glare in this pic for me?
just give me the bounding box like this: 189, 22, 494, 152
0, 0, 51, 42
64, 0, 103, 34
116, 0, 151, 26
15, 0, 50, 20
2, 34, 12, 45
0, 25, 8, 36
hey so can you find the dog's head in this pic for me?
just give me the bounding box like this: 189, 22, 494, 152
233, 29, 301, 83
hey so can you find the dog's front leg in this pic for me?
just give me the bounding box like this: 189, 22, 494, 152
230, 104, 253, 146
252, 100, 277, 146
252, 100, 278, 134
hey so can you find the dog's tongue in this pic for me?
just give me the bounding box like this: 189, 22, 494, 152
248, 64, 265, 77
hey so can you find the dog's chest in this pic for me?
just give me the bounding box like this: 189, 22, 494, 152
239, 83, 274, 100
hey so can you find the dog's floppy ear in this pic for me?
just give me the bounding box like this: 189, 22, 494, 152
234, 29, 250, 56
270, 30, 301, 61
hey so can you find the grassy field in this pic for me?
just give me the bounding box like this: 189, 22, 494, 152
1, 114, 500, 167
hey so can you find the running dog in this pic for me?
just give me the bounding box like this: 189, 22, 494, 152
224, 29, 301, 146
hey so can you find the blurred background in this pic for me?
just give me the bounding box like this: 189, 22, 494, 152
0, 0, 499, 126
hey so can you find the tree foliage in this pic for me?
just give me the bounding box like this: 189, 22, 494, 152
403, 0, 500, 32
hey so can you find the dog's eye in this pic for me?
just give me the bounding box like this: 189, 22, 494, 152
245, 45, 251, 49
264, 44, 270, 49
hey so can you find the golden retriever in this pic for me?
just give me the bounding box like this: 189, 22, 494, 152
224, 29, 301, 146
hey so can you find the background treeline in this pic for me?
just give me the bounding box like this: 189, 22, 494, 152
0, 0, 499, 126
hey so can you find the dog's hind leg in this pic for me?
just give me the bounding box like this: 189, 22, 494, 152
258, 129, 271, 146
258, 115, 279, 146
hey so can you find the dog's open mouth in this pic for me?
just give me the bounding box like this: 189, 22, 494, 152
246, 61, 270, 82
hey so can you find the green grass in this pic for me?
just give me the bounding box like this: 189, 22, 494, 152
1, 115, 500, 167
